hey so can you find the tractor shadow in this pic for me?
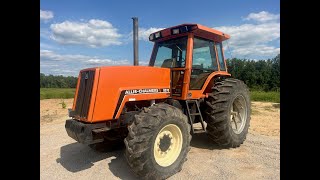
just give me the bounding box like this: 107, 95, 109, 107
190, 131, 222, 150
56, 131, 219, 179
56, 142, 138, 180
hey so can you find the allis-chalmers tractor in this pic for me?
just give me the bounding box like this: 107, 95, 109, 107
65, 18, 251, 179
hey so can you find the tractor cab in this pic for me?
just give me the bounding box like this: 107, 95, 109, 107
148, 24, 231, 100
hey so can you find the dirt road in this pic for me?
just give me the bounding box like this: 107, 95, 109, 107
40, 99, 280, 180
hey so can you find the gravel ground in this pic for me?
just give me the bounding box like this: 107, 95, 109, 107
40, 99, 280, 180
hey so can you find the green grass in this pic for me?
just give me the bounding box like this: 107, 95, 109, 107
40, 88, 76, 100
250, 91, 280, 103
40, 88, 280, 103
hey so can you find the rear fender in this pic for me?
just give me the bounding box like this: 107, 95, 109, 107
189, 71, 231, 99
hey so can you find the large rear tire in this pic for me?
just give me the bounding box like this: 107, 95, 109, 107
124, 103, 191, 179
204, 78, 251, 148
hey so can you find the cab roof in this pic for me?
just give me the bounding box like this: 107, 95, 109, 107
149, 23, 230, 43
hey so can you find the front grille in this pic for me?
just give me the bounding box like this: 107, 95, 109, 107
75, 70, 95, 119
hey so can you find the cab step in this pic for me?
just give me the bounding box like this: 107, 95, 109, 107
193, 129, 206, 134
185, 99, 206, 134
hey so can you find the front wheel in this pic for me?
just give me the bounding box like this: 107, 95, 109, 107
124, 103, 191, 179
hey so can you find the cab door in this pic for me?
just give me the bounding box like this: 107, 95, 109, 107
187, 36, 231, 99
189, 37, 219, 90
148, 35, 190, 99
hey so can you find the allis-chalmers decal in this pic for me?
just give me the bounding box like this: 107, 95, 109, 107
125, 88, 170, 95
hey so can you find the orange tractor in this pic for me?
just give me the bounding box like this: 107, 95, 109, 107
65, 18, 251, 179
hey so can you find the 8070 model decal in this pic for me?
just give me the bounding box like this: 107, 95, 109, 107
125, 88, 170, 95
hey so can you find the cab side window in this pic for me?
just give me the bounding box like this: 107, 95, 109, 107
216, 42, 226, 71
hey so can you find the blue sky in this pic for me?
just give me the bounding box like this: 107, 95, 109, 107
40, 0, 280, 76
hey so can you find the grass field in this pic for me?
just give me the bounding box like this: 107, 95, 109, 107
250, 91, 280, 103
40, 88, 76, 100
40, 88, 280, 103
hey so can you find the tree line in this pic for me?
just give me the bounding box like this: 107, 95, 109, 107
40, 54, 280, 91
40, 73, 78, 88
226, 54, 280, 91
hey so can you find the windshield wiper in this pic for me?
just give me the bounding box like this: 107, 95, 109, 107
175, 45, 182, 52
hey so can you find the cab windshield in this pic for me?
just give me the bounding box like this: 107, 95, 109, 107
150, 36, 188, 68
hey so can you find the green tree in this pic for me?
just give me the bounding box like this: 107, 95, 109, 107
40, 73, 78, 88
226, 54, 280, 91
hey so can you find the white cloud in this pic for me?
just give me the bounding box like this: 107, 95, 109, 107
40, 49, 130, 76
86, 58, 129, 65
138, 27, 164, 41
40, 10, 54, 21
217, 23, 279, 47
40, 43, 60, 50
243, 11, 280, 23
50, 19, 122, 47
40, 28, 51, 39
138, 60, 150, 66
127, 27, 164, 41
40, 50, 129, 64
231, 45, 280, 58
51, 69, 77, 73
40, 50, 90, 61
214, 11, 280, 59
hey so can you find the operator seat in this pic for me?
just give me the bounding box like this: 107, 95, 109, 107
161, 58, 175, 68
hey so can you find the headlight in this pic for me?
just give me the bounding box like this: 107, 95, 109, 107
172, 28, 179, 35
155, 32, 161, 38
149, 34, 154, 41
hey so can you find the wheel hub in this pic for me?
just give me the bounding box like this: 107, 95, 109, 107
230, 95, 247, 134
153, 124, 183, 167
159, 134, 172, 152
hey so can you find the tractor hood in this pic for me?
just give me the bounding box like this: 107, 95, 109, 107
72, 66, 171, 122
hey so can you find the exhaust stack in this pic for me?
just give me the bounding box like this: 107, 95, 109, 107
132, 17, 139, 66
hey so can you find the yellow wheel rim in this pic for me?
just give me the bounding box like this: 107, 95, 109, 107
153, 124, 183, 167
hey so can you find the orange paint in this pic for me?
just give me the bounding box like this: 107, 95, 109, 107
189, 71, 231, 99
72, 66, 171, 122
72, 23, 232, 123
151, 24, 230, 43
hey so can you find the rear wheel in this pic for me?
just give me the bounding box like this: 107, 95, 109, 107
204, 78, 251, 148
124, 103, 191, 179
